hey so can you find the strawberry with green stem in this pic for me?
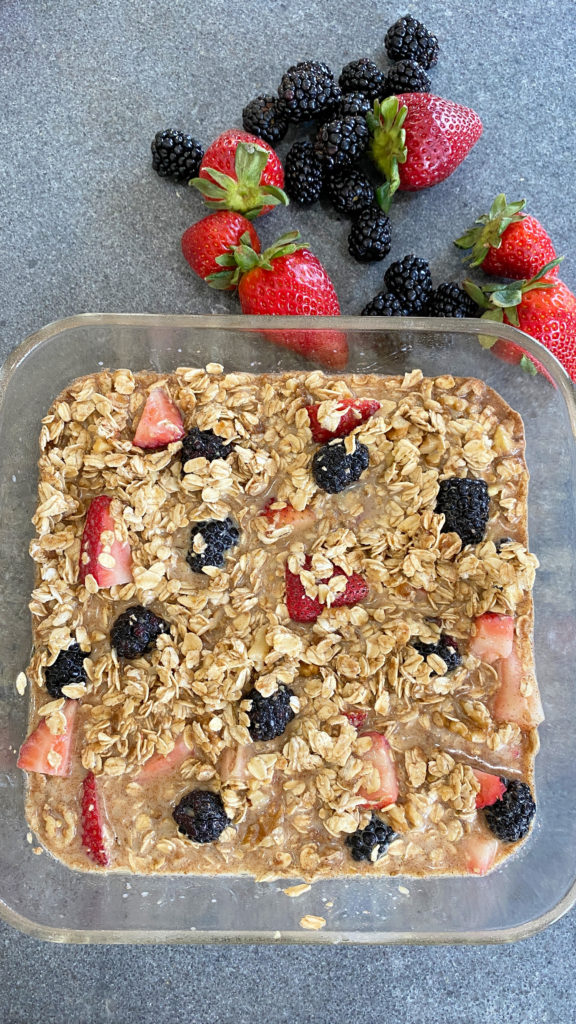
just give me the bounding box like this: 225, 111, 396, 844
191, 130, 288, 218
455, 194, 558, 279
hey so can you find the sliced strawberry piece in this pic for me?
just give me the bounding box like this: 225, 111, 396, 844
133, 388, 185, 449
344, 709, 368, 730
261, 500, 315, 530
461, 834, 499, 875
79, 495, 132, 588
219, 744, 252, 783
492, 644, 544, 731
285, 557, 368, 623
81, 771, 109, 867
136, 734, 192, 781
472, 769, 506, 809
469, 613, 514, 664
305, 399, 381, 443
358, 731, 399, 809
17, 700, 77, 777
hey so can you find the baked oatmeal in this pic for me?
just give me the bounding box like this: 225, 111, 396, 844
18, 365, 542, 879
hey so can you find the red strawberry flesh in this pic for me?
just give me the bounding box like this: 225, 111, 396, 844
472, 769, 506, 809
285, 558, 368, 623
79, 496, 132, 588
81, 770, 110, 867
133, 388, 185, 449
17, 700, 77, 777
358, 731, 399, 809
306, 399, 380, 443
469, 613, 514, 664
181, 211, 260, 286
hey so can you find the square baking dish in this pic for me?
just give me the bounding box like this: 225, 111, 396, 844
1, 312, 575, 945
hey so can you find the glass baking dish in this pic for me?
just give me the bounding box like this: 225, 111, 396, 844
1, 313, 575, 946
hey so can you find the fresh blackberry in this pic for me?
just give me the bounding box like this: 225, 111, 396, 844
435, 478, 490, 546
151, 130, 204, 182
348, 206, 392, 263
484, 780, 536, 842
361, 292, 410, 316
181, 428, 233, 467
173, 790, 231, 844
325, 168, 374, 216
412, 636, 461, 674
186, 518, 240, 573
312, 439, 369, 493
278, 60, 341, 123
336, 91, 372, 119
384, 15, 440, 70
111, 606, 169, 659
314, 115, 369, 173
427, 282, 480, 318
384, 254, 433, 313
242, 94, 289, 146
285, 141, 324, 205
338, 58, 386, 101
382, 59, 431, 97
45, 643, 88, 699
246, 685, 296, 741
346, 813, 397, 862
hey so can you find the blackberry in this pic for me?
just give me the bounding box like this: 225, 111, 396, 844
312, 439, 369, 493
384, 254, 433, 313
285, 141, 324, 205
412, 636, 461, 674
151, 130, 204, 182
348, 206, 392, 263
246, 685, 296, 741
314, 116, 369, 173
336, 91, 372, 120
173, 790, 231, 844
484, 780, 536, 842
346, 813, 397, 862
278, 60, 341, 123
338, 58, 386, 101
381, 59, 431, 97
427, 282, 480, 318
187, 517, 240, 572
384, 15, 440, 70
361, 292, 410, 316
45, 643, 88, 699
436, 478, 490, 546
111, 606, 169, 659
242, 94, 289, 146
325, 168, 374, 216
181, 428, 233, 467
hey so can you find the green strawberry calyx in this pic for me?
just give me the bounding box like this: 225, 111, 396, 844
366, 97, 408, 214
190, 142, 289, 219
454, 193, 527, 266
205, 230, 306, 291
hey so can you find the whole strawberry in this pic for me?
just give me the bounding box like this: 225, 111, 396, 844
367, 94, 482, 211
191, 129, 287, 217
181, 212, 260, 288
455, 194, 558, 279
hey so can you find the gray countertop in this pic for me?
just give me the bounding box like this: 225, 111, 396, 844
1, 1, 575, 1021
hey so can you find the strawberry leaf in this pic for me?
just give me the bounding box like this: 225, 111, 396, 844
367, 97, 407, 212
520, 355, 538, 376
454, 194, 527, 267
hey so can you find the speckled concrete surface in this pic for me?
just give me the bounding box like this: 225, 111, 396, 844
1, 0, 575, 1021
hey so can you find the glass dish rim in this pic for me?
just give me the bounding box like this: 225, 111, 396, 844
1, 312, 575, 947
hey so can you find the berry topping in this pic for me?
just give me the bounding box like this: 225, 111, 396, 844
435, 477, 490, 546
312, 439, 369, 493
314, 115, 369, 173
81, 771, 110, 866
338, 59, 386, 100
261, 500, 315, 530
346, 813, 397, 862
412, 636, 461, 674
133, 388, 185, 449
492, 645, 544, 731
181, 428, 234, 466
285, 557, 369, 623
343, 709, 368, 730
306, 398, 380, 443
361, 292, 410, 316
472, 769, 507, 810
483, 780, 536, 842
384, 254, 433, 313
382, 59, 431, 97
137, 734, 192, 781
151, 129, 204, 182
427, 282, 481, 318
278, 60, 341, 123
335, 91, 372, 119
358, 732, 399, 808
461, 834, 499, 876
45, 643, 88, 699
173, 790, 231, 844
348, 207, 392, 263
17, 700, 77, 777
242, 94, 289, 146
469, 613, 515, 664
187, 518, 240, 573
246, 684, 296, 741
325, 168, 375, 217
384, 15, 440, 69
284, 140, 324, 206
79, 496, 133, 589
111, 605, 169, 659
